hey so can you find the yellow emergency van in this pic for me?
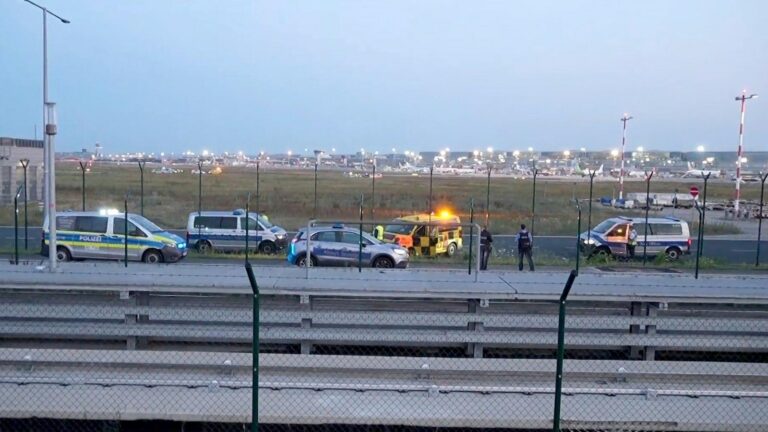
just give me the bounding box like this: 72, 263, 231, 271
382, 212, 463, 257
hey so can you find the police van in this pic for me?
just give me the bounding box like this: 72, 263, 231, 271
186, 209, 288, 254
42, 210, 187, 263
579, 216, 691, 260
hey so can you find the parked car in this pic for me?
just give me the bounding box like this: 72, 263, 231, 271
287, 225, 409, 268
186, 209, 287, 254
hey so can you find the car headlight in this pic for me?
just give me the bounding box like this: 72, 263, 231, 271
393, 248, 407, 256
583, 238, 596, 245
177, 242, 186, 249
276, 234, 285, 239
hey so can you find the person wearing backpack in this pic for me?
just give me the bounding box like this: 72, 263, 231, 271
517, 224, 534, 271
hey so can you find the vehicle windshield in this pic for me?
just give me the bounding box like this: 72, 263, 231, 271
130, 215, 165, 233
385, 224, 415, 235
251, 215, 274, 229
591, 220, 616, 234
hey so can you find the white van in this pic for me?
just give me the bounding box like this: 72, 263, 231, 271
43, 210, 187, 263
579, 216, 691, 260
186, 209, 287, 254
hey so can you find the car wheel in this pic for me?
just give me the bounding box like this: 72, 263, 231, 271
259, 241, 276, 255
297, 255, 316, 267
56, 247, 71, 262
446, 242, 457, 257
143, 250, 163, 264
373, 256, 394, 268
665, 247, 682, 261
590, 247, 611, 260
197, 240, 212, 254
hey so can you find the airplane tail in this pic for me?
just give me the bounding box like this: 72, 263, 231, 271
687, 161, 694, 170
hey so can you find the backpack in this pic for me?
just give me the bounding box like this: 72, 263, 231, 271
519, 231, 531, 249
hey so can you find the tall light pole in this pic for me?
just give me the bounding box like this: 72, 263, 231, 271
45, 102, 58, 269
619, 114, 633, 200
23, 0, 70, 227
734, 91, 758, 214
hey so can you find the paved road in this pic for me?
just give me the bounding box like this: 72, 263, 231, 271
3, 226, 767, 264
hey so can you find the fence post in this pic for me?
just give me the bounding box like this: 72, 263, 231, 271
468, 198, 474, 275
531, 166, 538, 238
694, 201, 703, 279
371, 164, 376, 220
14, 185, 23, 265
245, 193, 251, 264
642, 170, 654, 265
197, 159, 203, 245
79, 160, 87, 211
485, 163, 492, 226
553, 270, 578, 432
757, 173, 768, 267
586, 170, 596, 256
20, 159, 29, 249
313, 162, 318, 219
138, 160, 146, 216
358, 194, 363, 272
123, 195, 128, 267
245, 262, 260, 432
574, 199, 582, 275
698, 173, 711, 261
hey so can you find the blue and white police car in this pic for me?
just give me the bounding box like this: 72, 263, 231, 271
288, 225, 410, 268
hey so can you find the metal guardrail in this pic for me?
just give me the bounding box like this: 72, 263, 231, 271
1, 286, 767, 357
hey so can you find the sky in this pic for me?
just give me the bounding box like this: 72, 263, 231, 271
1, 0, 767, 155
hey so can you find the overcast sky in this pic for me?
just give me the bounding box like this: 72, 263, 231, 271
1, 0, 766, 155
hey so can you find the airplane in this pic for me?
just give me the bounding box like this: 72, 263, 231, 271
570, 159, 604, 177
152, 166, 182, 174
398, 161, 430, 174
682, 162, 720, 178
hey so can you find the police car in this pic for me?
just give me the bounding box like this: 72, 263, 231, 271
42, 210, 187, 263
186, 209, 287, 254
580, 216, 691, 260
287, 225, 410, 268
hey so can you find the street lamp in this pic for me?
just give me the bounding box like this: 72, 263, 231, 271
45, 101, 58, 269
22, 0, 69, 252
734, 91, 758, 213
619, 114, 633, 200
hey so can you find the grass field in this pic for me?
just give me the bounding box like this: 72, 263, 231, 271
1, 162, 762, 235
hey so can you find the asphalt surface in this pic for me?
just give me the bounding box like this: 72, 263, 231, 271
2, 226, 767, 265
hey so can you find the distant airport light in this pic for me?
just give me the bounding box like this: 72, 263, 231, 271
287, 150, 292, 156
513, 150, 520, 157
696, 145, 705, 152
706, 157, 715, 163
473, 150, 479, 156
563, 150, 571, 157
610, 149, 619, 157
527, 147, 533, 152
580, 147, 586, 152
545, 159, 552, 164
636, 146, 644, 152
487, 147, 494, 153
741, 157, 748, 163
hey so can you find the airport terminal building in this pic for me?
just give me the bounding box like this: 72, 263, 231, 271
0, 137, 44, 205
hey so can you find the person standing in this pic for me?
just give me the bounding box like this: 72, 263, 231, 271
627, 226, 638, 258
480, 225, 493, 270
517, 224, 534, 271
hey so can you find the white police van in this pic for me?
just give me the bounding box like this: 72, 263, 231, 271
186, 209, 287, 254
43, 210, 187, 263
579, 216, 691, 260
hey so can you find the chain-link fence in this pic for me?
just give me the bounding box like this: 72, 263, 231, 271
1, 267, 767, 431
